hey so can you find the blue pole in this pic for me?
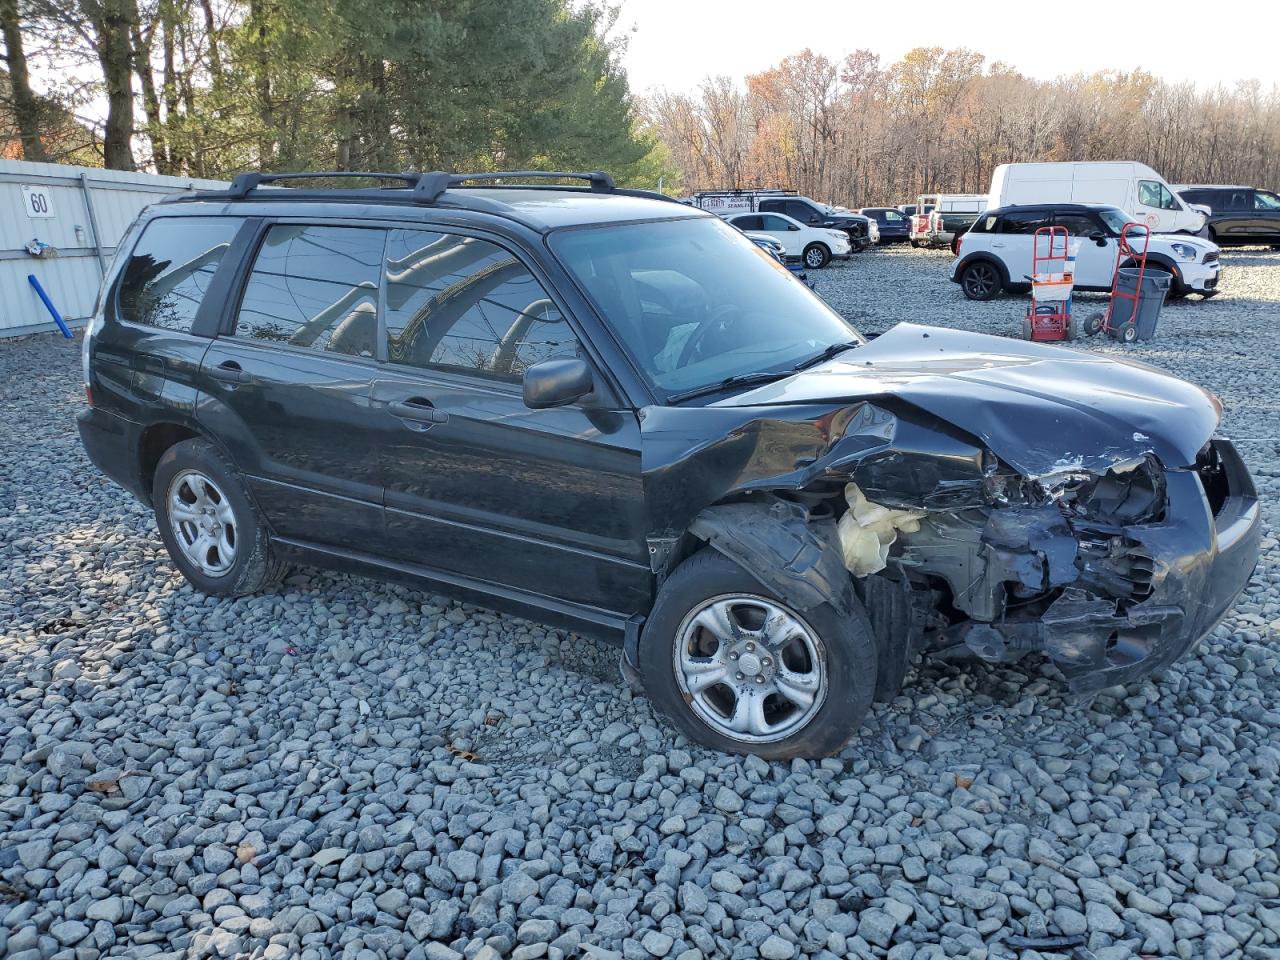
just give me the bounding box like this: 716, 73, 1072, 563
27, 274, 74, 339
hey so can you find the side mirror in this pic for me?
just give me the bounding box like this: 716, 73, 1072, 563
523, 357, 593, 409
1089, 231, 1108, 247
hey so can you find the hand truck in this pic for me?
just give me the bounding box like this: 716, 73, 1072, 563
1022, 226, 1080, 342
1087, 223, 1151, 343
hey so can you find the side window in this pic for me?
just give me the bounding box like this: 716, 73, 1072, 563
117, 217, 242, 331
1228, 191, 1253, 211
1256, 191, 1280, 211
235, 225, 384, 358
1138, 180, 1178, 210
786, 201, 820, 223
761, 215, 793, 231
1054, 214, 1100, 237
383, 229, 579, 381
758, 199, 781, 214
732, 215, 762, 231
1179, 190, 1209, 207
884, 210, 905, 222
998, 210, 1050, 234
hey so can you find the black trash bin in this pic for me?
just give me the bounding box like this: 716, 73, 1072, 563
1108, 267, 1170, 341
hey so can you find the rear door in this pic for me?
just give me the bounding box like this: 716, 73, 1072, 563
97, 215, 245, 422
759, 214, 802, 254
993, 209, 1049, 282
369, 226, 649, 614
195, 222, 388, 551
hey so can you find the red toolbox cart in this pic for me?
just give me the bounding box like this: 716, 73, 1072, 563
1021, 226, 1080, 342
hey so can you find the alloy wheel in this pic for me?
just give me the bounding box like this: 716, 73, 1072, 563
167, 469, 238, 577
673, 594, 827, 744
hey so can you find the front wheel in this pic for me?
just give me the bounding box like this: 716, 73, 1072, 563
152, 438, 286, 596
639, 550, 876, 759
960, 261, 1001, 300
803, 244, 831, 269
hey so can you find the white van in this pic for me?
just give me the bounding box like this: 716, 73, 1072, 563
988, 162, 1208, 235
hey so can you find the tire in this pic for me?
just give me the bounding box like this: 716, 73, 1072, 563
1121, 324, 1138, 343
960, 260, 1002, 301
803, 244, 830, 269
1067, 314, 1081, 341
152, 438, 286, 596
1084, 312, 1104, 336
1021, 316, 1033, 340
1145, 264, 1187, 299
909, 239, 920, 248
638, 549, 877, 759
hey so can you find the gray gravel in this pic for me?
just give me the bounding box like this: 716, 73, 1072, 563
3, 247, 1280, 960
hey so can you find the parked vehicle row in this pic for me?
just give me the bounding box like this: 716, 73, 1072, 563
688, 189, 877, 261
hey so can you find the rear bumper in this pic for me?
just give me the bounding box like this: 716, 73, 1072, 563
1042, 439, 1259, 693
78, 405, 149, 502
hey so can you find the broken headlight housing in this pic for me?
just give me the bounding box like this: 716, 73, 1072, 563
984, 456, 1166, 527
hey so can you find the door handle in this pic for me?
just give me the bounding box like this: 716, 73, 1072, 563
209, 360, 246, 384
136, 355, 165, 374
388, 398, 449, 424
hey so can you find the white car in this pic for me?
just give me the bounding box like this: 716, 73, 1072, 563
724, 212, 851, 268
951, 203, 1221, 301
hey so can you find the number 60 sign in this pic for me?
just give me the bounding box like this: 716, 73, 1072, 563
22, 185, 55, 218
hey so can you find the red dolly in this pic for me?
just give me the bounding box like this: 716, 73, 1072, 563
1021, 225, 1080, 342
1087, 222, 1151, 342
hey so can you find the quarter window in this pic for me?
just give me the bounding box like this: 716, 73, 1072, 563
235, 225, 384, 357
1138, 180, 1179, 211
117, 217, 242, 331
383, 230, 578, 381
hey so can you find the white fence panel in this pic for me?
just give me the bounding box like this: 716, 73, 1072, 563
1, 160, 227, 337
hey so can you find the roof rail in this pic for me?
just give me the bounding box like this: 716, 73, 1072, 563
220, 169, 621, 204
421, 170, 616, 202
226, 171, 424, 198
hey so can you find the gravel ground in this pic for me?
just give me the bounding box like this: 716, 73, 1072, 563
3, 247, 1280, 960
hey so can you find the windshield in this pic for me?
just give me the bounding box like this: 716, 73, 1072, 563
1098, 206, 1137, 234
551, 217, 861, 401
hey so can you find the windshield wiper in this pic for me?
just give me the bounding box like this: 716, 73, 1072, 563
792, 340, 861, 371
666, 370, 794, 405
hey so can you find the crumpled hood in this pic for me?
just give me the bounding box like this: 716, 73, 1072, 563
717, 323, 1221, 476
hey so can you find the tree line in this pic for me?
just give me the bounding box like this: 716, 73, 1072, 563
643, 48, 1280, 205
2, 0, 670, 183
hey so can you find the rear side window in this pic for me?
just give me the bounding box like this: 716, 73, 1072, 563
382, 229, 578, 381
235, 225, 384, 357
730, 215, 762, 231
998, 210, 1050, 234
117, 217, 242, 331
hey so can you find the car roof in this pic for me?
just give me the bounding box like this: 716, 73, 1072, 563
162, 173, 702, 234
984, 202, 1119, 216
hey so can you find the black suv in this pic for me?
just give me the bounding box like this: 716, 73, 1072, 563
1176, 184, 1280, 247
80, 170, 1260, 759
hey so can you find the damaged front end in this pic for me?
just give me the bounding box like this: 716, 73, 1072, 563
895, 440, 1260, 692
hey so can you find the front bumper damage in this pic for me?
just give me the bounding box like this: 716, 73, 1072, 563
903, 439, 1259, 692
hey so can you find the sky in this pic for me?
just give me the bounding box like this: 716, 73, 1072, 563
619, 0, 1280, 95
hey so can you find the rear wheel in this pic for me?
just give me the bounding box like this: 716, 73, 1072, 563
803, 243, 831, 269
639, 550, 876, 759
960, 261, 1001, 300
1121, 324, 1138, 343
152, 439, 286, 596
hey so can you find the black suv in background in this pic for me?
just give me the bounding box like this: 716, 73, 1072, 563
857, 207, 911, 243
79, 170, 1259, 759
1175, 184, 1280, 247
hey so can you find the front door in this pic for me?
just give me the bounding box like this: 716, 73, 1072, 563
1053, 211, 1116, 288
759, 214, 802, 256
1136, 179, 1181, 233
369, 227, 650, 615
196, 223, 387, 550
